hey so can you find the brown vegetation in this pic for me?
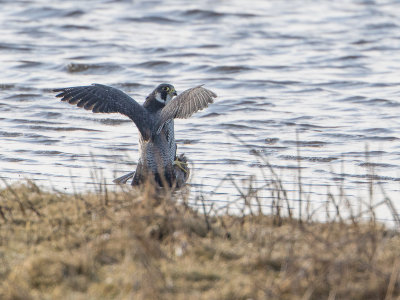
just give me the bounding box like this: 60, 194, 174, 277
0, 179, 399, 300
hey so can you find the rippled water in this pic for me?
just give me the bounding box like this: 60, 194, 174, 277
1, 0, 400, 222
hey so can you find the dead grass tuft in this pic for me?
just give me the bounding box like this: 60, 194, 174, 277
0, 180, 399, 299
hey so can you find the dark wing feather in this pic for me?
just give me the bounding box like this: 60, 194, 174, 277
155, 85, 217, 134
54, 84, 151, 139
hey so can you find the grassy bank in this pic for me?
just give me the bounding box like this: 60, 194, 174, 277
0, 181, 399, 300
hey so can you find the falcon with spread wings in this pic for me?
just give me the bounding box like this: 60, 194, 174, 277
54, 83, 217, 187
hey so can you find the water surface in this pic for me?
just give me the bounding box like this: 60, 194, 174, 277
1, 0, 400, 223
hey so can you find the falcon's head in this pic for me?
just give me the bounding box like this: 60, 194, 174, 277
154, 83, 177, 104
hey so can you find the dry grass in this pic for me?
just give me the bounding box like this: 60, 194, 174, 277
0, 179, 399, 300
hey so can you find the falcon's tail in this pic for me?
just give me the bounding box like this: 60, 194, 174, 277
113, 163, 157, 186
113, 171, 135, 185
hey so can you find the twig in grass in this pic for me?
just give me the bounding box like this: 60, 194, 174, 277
296, 129, 303, 223
2, 178, 26, 216
327, 189, 343, 223
0, 204, 7, 222
385, 258, 400, 300
378, 182, 400, 227
228, 174, 254, 216
229, 132, 293, 218
103, 178, 109, 206
2, 179, 42, 217
200, 195, 211, 232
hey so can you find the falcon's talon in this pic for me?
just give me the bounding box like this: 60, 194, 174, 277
174, 159, 188, 173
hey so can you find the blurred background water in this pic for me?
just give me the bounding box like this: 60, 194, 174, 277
1, 0, 400, 222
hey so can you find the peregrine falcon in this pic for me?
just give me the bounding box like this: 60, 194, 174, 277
54, 83, 217, 187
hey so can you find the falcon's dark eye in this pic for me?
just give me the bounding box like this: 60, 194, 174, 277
163, 86, 170, 92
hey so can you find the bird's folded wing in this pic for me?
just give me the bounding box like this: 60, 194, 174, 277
54, 84, 151, 140
155, 85, 217, 134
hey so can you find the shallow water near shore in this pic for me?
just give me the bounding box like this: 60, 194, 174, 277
1, 0, 400, 223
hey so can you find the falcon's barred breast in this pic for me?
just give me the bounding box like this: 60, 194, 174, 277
54, 83, 217, 187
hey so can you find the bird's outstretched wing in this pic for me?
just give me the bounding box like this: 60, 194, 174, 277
54, 84, 151, 140
155, 85, 217, 134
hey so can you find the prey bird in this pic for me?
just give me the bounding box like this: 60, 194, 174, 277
54, 83, 217, 187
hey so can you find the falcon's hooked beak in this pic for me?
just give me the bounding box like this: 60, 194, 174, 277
170, 89, 177, 97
